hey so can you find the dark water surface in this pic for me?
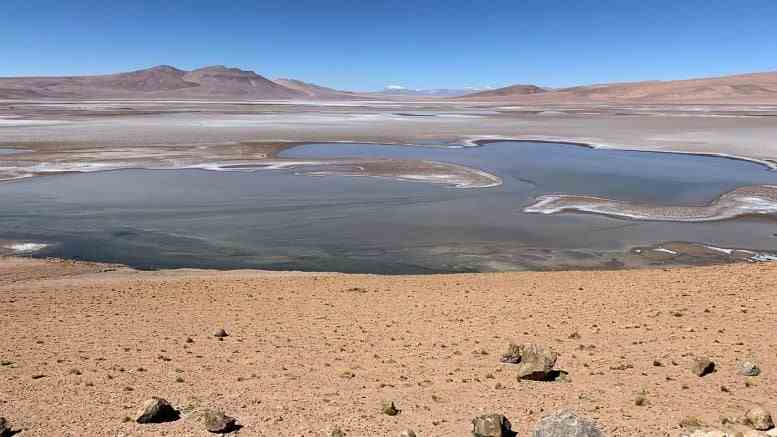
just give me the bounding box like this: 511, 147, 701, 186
2, 141, 777, 273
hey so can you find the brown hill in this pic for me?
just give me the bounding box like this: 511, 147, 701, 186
458, 71, 777, 104
273, 78, 360, 99
0, 65, 306, 99
456, 84, 546, 98
178, 66, 303, 98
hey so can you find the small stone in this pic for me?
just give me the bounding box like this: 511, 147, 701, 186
635, 394, 648, 406
399, 430, 417, 437
331, 427, 346, 437
202, 409, 238, 433
738, 361, 761, 377
0, 417, 10, 436
691, 357, 715, 377
213, 328, 228, 338
500, 343, 522, 364
136, 397, 179, 423
382, 400, 400, 416
533, 410, 603, 436
744, 406, 774, 431
472, 414, 514, 437
679, 416, 704, 429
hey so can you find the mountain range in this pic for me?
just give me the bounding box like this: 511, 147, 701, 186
458, 72, 777, 104
1, 65, 776, 103
0, 65, 349, 100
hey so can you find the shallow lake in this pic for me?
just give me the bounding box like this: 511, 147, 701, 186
2, 141, 777, 272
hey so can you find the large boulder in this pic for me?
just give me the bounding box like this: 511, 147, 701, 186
136, 397, 179, 423
472, 414, 516, 437
533, 410, 604, 437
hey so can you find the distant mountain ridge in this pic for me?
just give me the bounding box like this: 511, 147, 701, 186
457, 84, 546, 98
456, 71, 777, 103
0, 65, 344, 99
273, 78, 359, 99
1, 65, 776, 103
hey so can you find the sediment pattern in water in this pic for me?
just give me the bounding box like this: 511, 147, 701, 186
524, 185, 777, 222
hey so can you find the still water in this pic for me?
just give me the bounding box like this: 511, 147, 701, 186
2, 141, 776, 272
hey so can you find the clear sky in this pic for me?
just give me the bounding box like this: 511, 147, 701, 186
1, 0, 776, 91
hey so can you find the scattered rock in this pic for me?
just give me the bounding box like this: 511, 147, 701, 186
738, 361, 762, 377
506, 343, 561, 381
331, 428, 346, 437
472, 414, 515, 437
136, 397, 179, 423
679, 416, 704, 429
500, 343, 522, 364
744, 406, 774, 431
213, 328, 228, 338
202, 409, 238, 433
532, 410, 604, 437
399, 430, 417, 437
382, 400, 400, 416
0, 417, 10, 436
635, 393, 648, 406
691, 357, 716, 377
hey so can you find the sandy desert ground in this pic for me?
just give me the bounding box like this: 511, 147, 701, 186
1, 256, 776, 436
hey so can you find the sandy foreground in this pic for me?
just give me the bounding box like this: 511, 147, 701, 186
1, 256, 776, 436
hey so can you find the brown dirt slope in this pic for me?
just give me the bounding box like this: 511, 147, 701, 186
1, 257, 776, 436
0, 65, 306, 99
458, 71, 777, 103
273, 78, 362, 99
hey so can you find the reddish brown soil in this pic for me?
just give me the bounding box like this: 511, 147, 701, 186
1, 257, 776, 436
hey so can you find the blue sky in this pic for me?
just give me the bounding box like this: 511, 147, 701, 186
1, 0, 776, 90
